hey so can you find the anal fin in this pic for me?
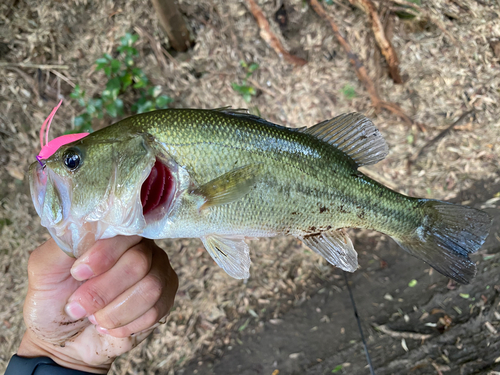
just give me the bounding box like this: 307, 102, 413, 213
201, 235, 251, 279
298, 229, 358, 272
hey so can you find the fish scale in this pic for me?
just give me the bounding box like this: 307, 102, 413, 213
127, 110, 412, 238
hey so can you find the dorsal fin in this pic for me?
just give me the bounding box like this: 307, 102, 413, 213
212, 107, 290, 130
301, 113, 389, 167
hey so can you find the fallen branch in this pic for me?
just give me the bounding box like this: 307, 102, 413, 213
375, 324, 433, 340
349, 0, 403, 83
308, 0, 413, 125
410, 110, 474, 163
0, 62, 69, 70
245, 0, 307, 67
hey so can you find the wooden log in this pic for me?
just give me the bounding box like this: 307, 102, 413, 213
152, 0, 191, 52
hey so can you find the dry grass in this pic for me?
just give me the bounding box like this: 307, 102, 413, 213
1, 0, 499, 374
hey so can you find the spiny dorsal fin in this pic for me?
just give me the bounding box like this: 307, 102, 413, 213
211, 108, 289, 129
201, 235, 251, 279
190, 164, 262, 210
298, 229, 358, 272
302, 113, 389, 167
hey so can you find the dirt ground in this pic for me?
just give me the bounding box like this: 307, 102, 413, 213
0, 0, 499, 374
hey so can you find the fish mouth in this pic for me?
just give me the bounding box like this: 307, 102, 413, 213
141, 158, 175, 217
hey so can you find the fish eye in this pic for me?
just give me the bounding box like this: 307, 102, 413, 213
63, 148, 82, 171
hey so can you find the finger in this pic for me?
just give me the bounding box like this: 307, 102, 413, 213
92, 244, 177, 330
95, 305, 167, 338
70, 235, 141, 281
65, 241, 152, 320
28, 239, 76, 286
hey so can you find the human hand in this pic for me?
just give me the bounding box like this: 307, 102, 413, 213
18, 236, 178, 374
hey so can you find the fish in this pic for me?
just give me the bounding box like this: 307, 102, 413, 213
29, 106, 492, 284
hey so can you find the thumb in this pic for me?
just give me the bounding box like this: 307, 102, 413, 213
28, 239, 77, 287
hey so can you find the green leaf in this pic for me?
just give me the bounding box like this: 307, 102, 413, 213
408, 279, 417, 287
73, 115, 85, 127
118, 45, 138, 56
133, 78, 148, 89
332, 365, 343, 373
89, 98, 103, 110
232, 83, 256, 96
105, 102, 118, 117
111, 59, 121, 74
151, 85, 162, 98
248, 63, 259, 73
103, 66, 111, 77
95, 57, 110, 72
132, 68, 149, 88
86, 103, 96, 115
124, 56, 134, 67
459, 293, 470, 299
103, 53, 113, 61
95, 57, 108, 65
133, 96, 155, 114
120, 32, 139, 47
238, 318, 250, 332
341, 84, 356, 100
120, 72, 133, 90
104, 77, 121, 100
70, 85, 83, 99
156, 95, 173, 108
114, 98, 124, 115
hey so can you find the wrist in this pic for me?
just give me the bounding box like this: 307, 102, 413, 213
18, 331, 110, 374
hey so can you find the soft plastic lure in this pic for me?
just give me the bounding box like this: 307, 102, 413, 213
36, 100, 89, 166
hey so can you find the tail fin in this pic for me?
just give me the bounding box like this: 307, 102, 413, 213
393, 200, 492, 284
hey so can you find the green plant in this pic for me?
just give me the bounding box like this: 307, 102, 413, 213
69, 32, 172, 133
332, 364, 343, 373
341, 84, 356, 100
232, 61, 259, 103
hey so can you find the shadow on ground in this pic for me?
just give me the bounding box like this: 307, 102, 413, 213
181, 178, 500, 375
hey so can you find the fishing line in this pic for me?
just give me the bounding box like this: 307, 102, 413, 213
343, 271, 376, 375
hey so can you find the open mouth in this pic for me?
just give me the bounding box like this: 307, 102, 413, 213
141, 159, 175, 216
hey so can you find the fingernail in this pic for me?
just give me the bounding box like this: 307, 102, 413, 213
88, 314, 97, 325
71, 264, 94, 281
96, 325, 108, 335
65, 302, 87, 320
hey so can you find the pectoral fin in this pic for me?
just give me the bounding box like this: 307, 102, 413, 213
191, 164, 261, 210
298, 229, 358, 272
201, 235, 251, 279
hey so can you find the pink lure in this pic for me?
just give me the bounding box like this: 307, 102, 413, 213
37, 100, 89, 161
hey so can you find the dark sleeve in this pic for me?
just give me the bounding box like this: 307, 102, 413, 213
5, 354, 98, 375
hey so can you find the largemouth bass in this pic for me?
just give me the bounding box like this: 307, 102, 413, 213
29, 108, 492, 283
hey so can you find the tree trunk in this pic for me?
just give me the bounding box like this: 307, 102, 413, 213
152, 0, 191, 52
